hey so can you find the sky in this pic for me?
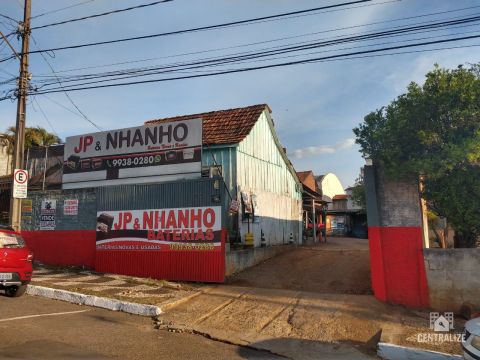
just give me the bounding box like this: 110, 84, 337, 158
1, 0, 480, 188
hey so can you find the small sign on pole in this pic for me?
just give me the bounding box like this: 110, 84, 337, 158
13, 169, 28, 199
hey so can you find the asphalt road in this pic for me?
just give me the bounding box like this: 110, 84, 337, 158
0, 293, 282, 360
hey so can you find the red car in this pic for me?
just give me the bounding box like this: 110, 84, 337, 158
0, 225, 33, 297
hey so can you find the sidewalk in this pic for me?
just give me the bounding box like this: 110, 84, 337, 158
30, 264, 203, 310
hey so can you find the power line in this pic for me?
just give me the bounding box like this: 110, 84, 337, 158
0, 13, 18, 23
32, 96, 59, 137
31, 0, 174, 30
30, 3, 480, 78
30, 15, 480, 88
27, 34, 480, 96
30, 0, 97, 20
26, 0, 374, 55
31, 35, 102, 131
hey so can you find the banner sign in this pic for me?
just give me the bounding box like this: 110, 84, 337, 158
40, 199, 56, 230
96, 206, 221, 251
63, 119, 202, 189
63, 199, 79, 215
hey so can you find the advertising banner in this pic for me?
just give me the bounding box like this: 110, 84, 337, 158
63, 199, 79, 215
40, 199, 56, 230
63, 119, 202, 189
96, 206, 222, 251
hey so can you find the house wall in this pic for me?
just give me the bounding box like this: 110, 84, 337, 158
320, 173, 345, 200
236, 111, 302, 247
0, 144, 12, 176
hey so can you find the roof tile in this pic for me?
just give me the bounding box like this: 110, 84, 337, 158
145, 104, 269, 145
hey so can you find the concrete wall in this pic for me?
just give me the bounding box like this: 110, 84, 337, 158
424, 249, 480, 311
364, 165, 429, 308
225, 244, 295, 276
375, 168, 422, 227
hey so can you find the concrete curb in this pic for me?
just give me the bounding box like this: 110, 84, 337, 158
27, 285, 162, 317
378, 342, 463, 360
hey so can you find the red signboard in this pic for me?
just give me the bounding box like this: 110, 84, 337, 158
94, 206, 225, 282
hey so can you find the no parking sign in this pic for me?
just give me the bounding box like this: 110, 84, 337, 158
13, 169, 28, 199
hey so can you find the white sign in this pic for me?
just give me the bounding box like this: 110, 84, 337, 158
62, 119, 203, 189
40, 199, 56, 230
63, 199, 79, 215
13, 169, 28, 199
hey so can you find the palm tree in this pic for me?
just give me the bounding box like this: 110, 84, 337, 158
0, 126, 62, 173
3, 126, 61, 149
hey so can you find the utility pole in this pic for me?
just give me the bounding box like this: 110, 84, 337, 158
9, 0, 31, 231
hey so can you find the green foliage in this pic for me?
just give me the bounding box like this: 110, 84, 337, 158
2, 126, 61, 152
353, 64, 480, 247
350, 174, 366, 211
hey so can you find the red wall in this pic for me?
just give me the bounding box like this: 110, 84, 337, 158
368, 226, 429, 308
22, 230, 96, 269
22, 229, 226, 283
95, 230, 226, 283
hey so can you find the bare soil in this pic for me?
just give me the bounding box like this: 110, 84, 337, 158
229, 237, 372, 295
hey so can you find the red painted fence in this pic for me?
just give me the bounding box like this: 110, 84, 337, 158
22, 229, 226, 283
22, 230, 96, 269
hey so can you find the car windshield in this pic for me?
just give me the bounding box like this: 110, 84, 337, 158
0, 233, 25, 248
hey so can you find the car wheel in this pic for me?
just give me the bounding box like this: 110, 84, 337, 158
5, 285, 27, 298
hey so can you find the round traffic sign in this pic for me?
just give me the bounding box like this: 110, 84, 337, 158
14, 169, 28, 184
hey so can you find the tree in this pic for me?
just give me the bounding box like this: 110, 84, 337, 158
350, 174, 366, 211
353, 64, 480, 248
4, 126, 61, 149
1, 126, 62, 173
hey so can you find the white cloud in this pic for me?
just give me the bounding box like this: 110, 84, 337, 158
335, 138, 356, 150
288, 138, 355, 159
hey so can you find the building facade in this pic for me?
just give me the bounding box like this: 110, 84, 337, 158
146, 104, 303, 247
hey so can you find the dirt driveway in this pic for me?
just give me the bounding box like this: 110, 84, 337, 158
228, 237, 371, 295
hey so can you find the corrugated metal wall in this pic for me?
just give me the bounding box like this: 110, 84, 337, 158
237, 112, 300, 198
96, 177, 225, 223
95, 178, 226, 282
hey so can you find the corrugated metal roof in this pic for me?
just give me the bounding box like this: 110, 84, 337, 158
145, 104, 269, 145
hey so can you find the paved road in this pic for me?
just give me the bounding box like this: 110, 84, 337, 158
0, 294, 281, 360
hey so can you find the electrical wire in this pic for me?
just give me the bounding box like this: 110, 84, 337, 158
30, 15, 480, 88
31, 35, 102, 131
26, 0, 375, 56
30, 0, 97, 20
32, 96, 60, 137
31, 0, 174, 30
32, 4, 480, 77
27, 34, 480, 96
